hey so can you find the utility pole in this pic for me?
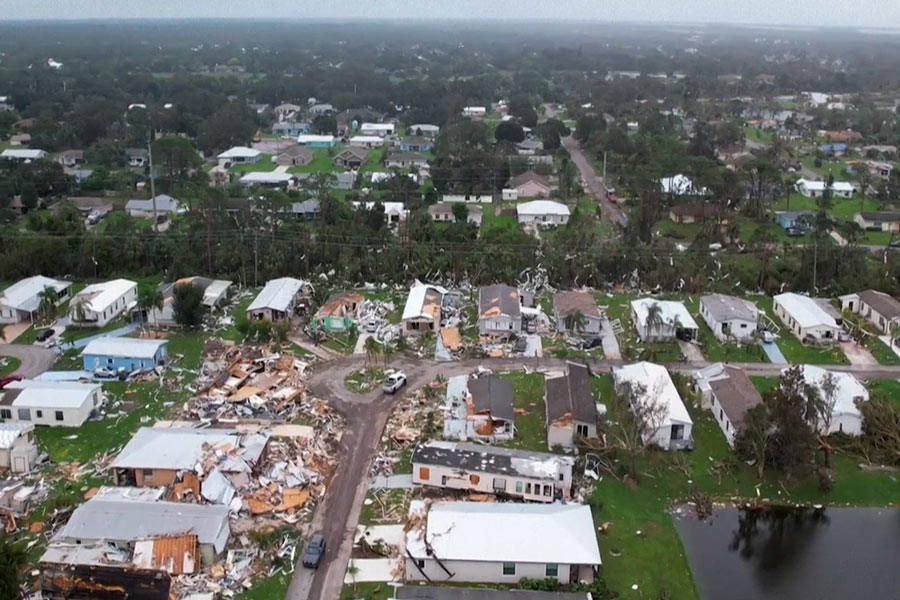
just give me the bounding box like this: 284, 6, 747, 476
253, 229, 259, 288
602, 151, 607, 181
148, 140, 158, 233
812, 238, 818, 293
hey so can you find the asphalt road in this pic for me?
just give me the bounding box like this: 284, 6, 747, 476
562, 135, 628, 227
0, 343, 58, 378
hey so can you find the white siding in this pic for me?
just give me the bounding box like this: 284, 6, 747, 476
406, 558, 572, 584
412, 462, 568, 502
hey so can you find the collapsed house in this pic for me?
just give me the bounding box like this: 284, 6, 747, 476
311, 291, 364, 332
544, 362, 598, 449
402, 282, 448, 335
246, 277, 313, 322
442, 374, 515, 442
411, 440, 574, 501
405, 500, 601, 584
147, 276, 233, 327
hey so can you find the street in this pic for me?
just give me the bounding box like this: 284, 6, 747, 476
562, 135, 628, 227
0, 344, 58, 378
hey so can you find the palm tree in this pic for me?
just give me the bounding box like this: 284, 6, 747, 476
137, 287, 164, 330
564, 310, 588, 334
646, 302, 665, 341
364, 336, 380, 369
382, 342, 395, 368
37, 286, 60, 324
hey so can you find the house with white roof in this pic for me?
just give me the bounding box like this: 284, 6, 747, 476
404, 500, 601, 584
0, 276, 71, 324
773, 292, 843, 342
348, 135, 385, 149
125, 194, 184, 218
216, 146, 262, 169
239, 171, 296, 189
700, 293, 759, 342
631, 298, 700, 342
68, 279, 138, 328
408, 124, 440, 137
1, 148, 47, 162
246, 277, 311, 322
612, 362, 693, 450
147, 276, 232, 327
81, 337, 169, 372
402, 282, 447, 335
462, 106, 487, 118
0, 423, 39, 473
352, 201, 408, 225
296, 134, 337, 148
660, 174, 709, 196
793, 365, 868, 436
0, 380, 103, 427
359, 123, 395, 137
516, 200, 570, 227
795, 178, 854, 199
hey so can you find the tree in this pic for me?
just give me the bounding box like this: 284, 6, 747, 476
645, 302, 665, 340
382, 342, 394, 368
609, 379, 667, 482
857, 394, 900, 467
735, 402, 772, 479
137, 287, 164, 329
558, 158, 578, 201
151, 136, 203, 181
37, 285, 60, 323
172, 283, 205, 329
0, 537, 25, 600
813, 371, 839, 468
507, 95, 538, 128
564, 310, 588, 334
451, 202, 469, 223
495, 120, 525, 144
765, 366, 820, 480
311, 115, 337, 135
273, 321, 291, 344
364, 335, 380, 368
536, 118, 570, 150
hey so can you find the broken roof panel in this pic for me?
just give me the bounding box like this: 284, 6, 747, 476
412, 440, 573, 480
467, 375, 515, 422
545, 362, 594, 424
110, 427, 241, 471
479, 284, 521, 320
247, 277, 308, 313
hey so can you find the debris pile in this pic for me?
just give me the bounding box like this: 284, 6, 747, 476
373, 381, 444, 476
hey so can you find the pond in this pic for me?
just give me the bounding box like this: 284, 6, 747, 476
674, 505, 900, 600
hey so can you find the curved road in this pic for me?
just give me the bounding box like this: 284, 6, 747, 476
0, 344, 57, 378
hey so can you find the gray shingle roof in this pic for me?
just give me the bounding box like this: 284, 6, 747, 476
467, 375, 514, 422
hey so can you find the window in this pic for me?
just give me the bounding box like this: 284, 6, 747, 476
418, 467, 430, 481
0, 408, 10, 419
142, 469, 154, 480
515, 481, 523, 493
719, 409, 723, 421
35, 410, 43, 418
726, 421, 730, 432
470, 474, 480, 485
55, 411, 64, 422
416, 559, 425, 569
576, 424, 589, 437
17, 408, 30, 421
492, 477, 506, 491
543, 485, 552, 497
671, 424, 685, 441
525, 483, 532, 494
502, 563, 516, 576
546, 563, 559, 577
559, 473, 564, 481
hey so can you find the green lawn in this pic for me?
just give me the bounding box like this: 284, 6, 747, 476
744, 126, 774, 143
288, 149, 343, 174
498, 372, 546, 452
340, 582, 394, 600
859, 230, 897, 246
323, 330, 359, 355
868, 337, 900, 365
0, 355, 21, 376
480, 205, 517, 234
772, 192, 876, 222
235, 571, 293, 600
61, 317, 130, 342
753, 296, 848, 365
229, 155, 277, 173
601, 293, 684, 362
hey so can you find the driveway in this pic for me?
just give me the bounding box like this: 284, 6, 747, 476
678, 340, 705, 362
1, 322, 32, 343
760, 341, 788, 364
0, 344, 58, 378
523, 334, 542, 358
840, 341, 878, 366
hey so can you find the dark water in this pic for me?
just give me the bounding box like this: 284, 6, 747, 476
674, 506, 900, 600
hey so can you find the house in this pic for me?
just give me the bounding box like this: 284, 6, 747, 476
0, 276, 71, 324
794, 365, 868, 435
246, 277, 312, 322
58, 150, 85, 168
795, 178, 854, 199
290, 199, 320, 220
50, 487, 230, 566
348, 135, 384, 150
660, 174, 709, 196
69, 279, 138, 328
854, 211, 900, 232
774, 210, 814, 230
336, 108, 383, 131
510, 171, 551, 198
502, 188, 519, 201
668, 204, 723, 224
0, 423, 38, 474
296, 134, 337, 148
823, 129, 863, 144
81, 338, 169, 372
631, 298, 700, 342
819, 143, 848, 155
125, 148, 149, 167
110, 427, 267, 498
312, 291, 363, 333
863, 160, 893, 179
405, 500, 601, 584
393, 587, 590, 600
334, 147, 369, 169
545, 362, 597, 448
516, 139, 544, 156
408, 124, 440, 138
478, 284, 532, 336
147, 277, 232, 327
9, 133, 30, 146
274, 102, 303, 119
125, 194, 184, 218
402, 282, 447, 334
442, 374, 516, 442
271, 120, 309, 137
56, 196, 114, 217
333, 170, 357, 190
399, 136, 434, 152
612, 362, 694, 450
773, 292, 843, 342
239, 171, 296, 189
443, 194, 493, 204
839, 289, 900, 335
0, 95, 11, 112
208, 166, 230, 188
411, 441, 574, 501
359, 123, 395, 137
517, 201, 569, 228
352, 201, 408, 225
40, 544, 174, 599
1, 148, 47, 161
553, 291, 603, 335
275, 145, 314, 167
216, 146, 262, 169
385, 152, 429, 170
692, 364, 762, 447
462, 106, 487, 118
308, 103, 335, 116
700, 294, 759, 342
427, 202, 483, 226
1, 381, 103, 428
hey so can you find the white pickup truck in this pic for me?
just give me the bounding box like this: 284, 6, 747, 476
382, 371, 407, 394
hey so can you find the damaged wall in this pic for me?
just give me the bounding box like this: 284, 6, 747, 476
41, 563, 171, 600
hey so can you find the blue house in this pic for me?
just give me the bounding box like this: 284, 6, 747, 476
297, 135, 337, 148
774, 210, 814, 230
81, 337, 169, 372
819, 143, 847, 154
272, 121, 310, 137
399, 136, 434, 152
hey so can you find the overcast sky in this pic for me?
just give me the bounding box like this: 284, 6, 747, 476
2, 0, 900, 28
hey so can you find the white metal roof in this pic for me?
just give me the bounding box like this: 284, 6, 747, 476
660, 174, 708, 195
72, 279, 136, 314
516, 200, 570, 217
5, 380, 100, 409
217, 146, 261, 159
774, 292, 840, 329
350, 135, 385, 143
360, 122, 394, 131
631, 298, 700, 330
0, 422, 33, 450
1, 149, 46, 159
409, 124, 439, 132
795, 365, 868, 424
613, 362, 693, 427
701, 293, 758, 323
125, 194, 181, 213
406, 500, 601, 565
110, 427, 239, 470
80, 337, 167, 359
796, 178, 855, 193
202, 280, 232, 306
0, 275, 70, 313
401, 282, 447, 321
247, 277, 306, 313
239, 171, 295, 184
296, 134, 335, 144
352, 201, 407, 215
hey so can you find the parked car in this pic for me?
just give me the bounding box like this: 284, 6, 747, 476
514, 337, 528, 353
889, 240, 900, 249
87, 210, 105, 225
760, 330, 775, 344
0, 375, 23, 388
607, 193, 619, 204
36, 328, 55, 342
786, 227, 805, 237
582, 336, 603, 350
302, 533, 326, 569
382, 371, 407, 394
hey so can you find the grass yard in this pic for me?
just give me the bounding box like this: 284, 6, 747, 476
750, 375, 780, 396
359, 488, 411, 525
772, 192, 876, 222
229, 156, 277, 173
744, 127, 774, 143
867, 337, 900, 365
323, 329, 359, 355
683, 296, 769, 363
340, 582, 394, 600
480, 206, 518, 234
498, 372, 546, 452
859, 230, 897, 246
235, 571, 293, 600
0, 355, 21, 375
61, 317, 129, 342
288, 149, 343, 174
753, 296, 847, 365
345, 368, 385, 393
601, 293, 684, 362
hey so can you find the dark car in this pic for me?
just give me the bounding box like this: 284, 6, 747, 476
36, 328, 55, 342
785, 227, 805, 237
302, 533, 326, 569
582, 336, 603, 350
514, 336, 528, 353
889, 240, 900, 249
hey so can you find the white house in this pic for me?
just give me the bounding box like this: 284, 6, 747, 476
1, 149, 47, 162
408, 124, 440, 137
516, 200, 570, 227
794, 365, 868, 436
692, 364, 762, 447
352, 201, 408, 225
405, 501, 601, 584
795, 178, 854, 199
1, 381, 104, 428
443, 194, 492, 204
854, 211, 900, 232
402, 282, 447, 335
69, 279, 138, 328
699, 293, 759, 342
660, 174, 708, 196
631, 298, 700, 342
462, 106, 487, 118
359, 123, 395, 137
773, 292, 843, 342
477, 284, 528, 336
839, 289, 900, 335
216, 146, 262, 169
348, 135, 385, 148
501, 189, 518, 201
125, 194, 184, 218
0, 423, 39, 473
612, 362, 693, 450
246, 277, 311, 322
0, 276, 71, 324
238, 171, 296, 188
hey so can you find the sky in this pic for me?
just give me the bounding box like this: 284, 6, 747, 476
2, 0, 900, 28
